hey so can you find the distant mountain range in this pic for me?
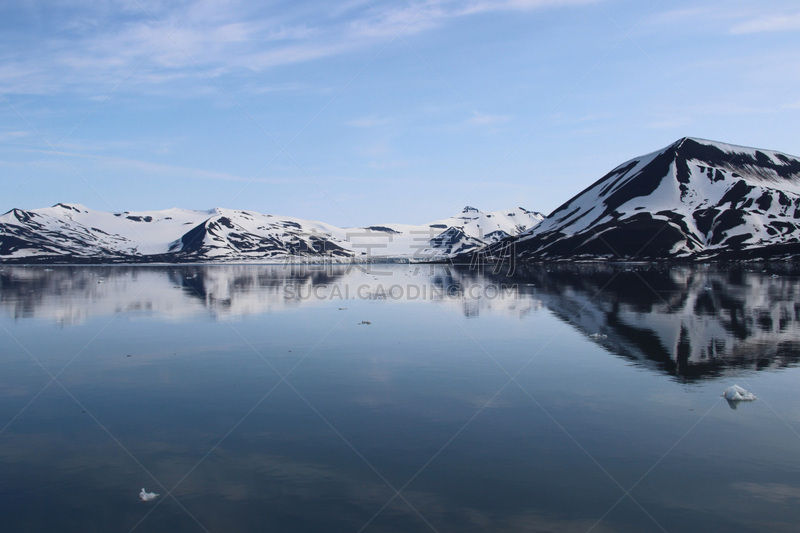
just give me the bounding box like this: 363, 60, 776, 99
479, 137, 800, 262
3, 137, 800, 263
0, 204, 542, 263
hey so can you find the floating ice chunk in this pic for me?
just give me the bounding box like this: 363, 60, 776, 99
139, 488, 159, 502
722, 385, 757, 402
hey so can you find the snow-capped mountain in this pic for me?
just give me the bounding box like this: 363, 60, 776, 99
0, 204, 543, 263
485, 137, 800, 261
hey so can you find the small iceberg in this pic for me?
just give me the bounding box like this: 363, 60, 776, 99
722, 385, 757, 403
139, 488, 159, 502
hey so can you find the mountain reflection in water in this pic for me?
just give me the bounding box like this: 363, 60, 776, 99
480, 263, 800, 381
2, 263, 799, 381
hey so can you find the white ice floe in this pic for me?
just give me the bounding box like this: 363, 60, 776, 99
722, 385, 757, 402
139, 488, 159, 502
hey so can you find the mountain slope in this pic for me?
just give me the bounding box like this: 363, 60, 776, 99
0, 204, 543, 263
488, 137, 800, 261
0, 204, 207, 259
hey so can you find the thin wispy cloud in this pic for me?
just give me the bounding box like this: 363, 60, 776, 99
22, 148, 290, 185
458, 0, 598, 15
642, 7, 715, 27
0, 0, 604, 97
646, 117, 693, 130
550, 112, 612, 125
0, 131, 31, 142
467, 111, 513, 126
730, 12, 800, 34
346, 116, 391, 128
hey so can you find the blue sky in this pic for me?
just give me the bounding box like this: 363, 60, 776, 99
1, 0, 799, 226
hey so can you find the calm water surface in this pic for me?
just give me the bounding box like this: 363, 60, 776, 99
1, 263, 800, 532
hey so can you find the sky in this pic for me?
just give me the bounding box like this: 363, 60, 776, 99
1, 0, 799, 227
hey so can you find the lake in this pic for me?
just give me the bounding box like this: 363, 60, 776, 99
1, 263, 800, 532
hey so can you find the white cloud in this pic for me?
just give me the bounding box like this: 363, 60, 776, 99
22, 148, 289, 184
346, 3, 446, 39
0, 0, 604, 97
730, 12, 800, 34
643, 7, 714, 27
646, 117, 693, 130
467, 111, 512, 126
356, 139, 392, 158
347, 116, 391, 128
0, 131, 31, 142
501, 0, 598, 9
458, 0, 598, 15
550, 112, 612, 125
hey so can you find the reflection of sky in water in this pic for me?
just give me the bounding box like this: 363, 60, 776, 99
1, 265, 800, 531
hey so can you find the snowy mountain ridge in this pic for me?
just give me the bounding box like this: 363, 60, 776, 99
0, 204, 543, 263
487, 137, 800, 261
